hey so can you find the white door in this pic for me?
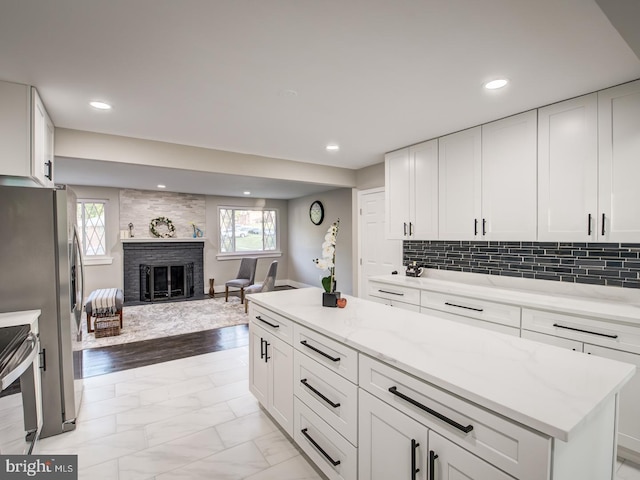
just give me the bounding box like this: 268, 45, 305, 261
438, 127, 482, 240
358, 188, 403, 298
428, 431, 513, 480
584, 344, 640, 455
538, 94, 598, 241
268, 335, 293, 436
598, 79, 640, 242
481, 110, 538, 240
385, 148, 411, 239
359, 389, 429, 480
248, 325, 269, 407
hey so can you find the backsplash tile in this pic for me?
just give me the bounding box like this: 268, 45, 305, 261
404, 241, 640, 289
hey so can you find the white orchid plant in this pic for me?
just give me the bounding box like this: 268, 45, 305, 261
313, 219, 340, 293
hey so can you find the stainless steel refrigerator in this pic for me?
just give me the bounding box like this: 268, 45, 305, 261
0, 184, 84, 438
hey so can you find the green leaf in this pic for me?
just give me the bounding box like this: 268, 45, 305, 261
321, 275, 332, 293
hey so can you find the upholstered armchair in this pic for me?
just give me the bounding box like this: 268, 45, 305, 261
244, 260, 278, 313
225, 257, 258, 304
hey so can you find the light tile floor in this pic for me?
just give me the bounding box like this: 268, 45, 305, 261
2, 346, 640, 479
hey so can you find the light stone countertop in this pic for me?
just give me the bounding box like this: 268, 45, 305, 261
0, 310, 40, 329
370, 273, 640, 326
249, 287, 635, 441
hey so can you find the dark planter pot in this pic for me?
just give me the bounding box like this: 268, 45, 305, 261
322, 291, 341, 307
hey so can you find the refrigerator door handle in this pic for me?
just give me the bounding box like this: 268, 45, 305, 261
72, 225, 85, 312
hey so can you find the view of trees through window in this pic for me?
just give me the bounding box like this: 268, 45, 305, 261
77, 200, 106, 256
219, 208, 277, 253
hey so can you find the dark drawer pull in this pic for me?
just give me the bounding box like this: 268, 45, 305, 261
429, 450, 439, 478
301, 428, 341, 466
388, 386, 474, 434
411, 439, 420, 479
301, 379, 341, 408
552, 323, 618, 339
378, 289, 404, 296
256, 315, 279, 329
444, 302, 483, 313
300, 340, 341, 362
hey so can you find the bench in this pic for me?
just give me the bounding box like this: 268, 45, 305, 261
86, 288, 124, 333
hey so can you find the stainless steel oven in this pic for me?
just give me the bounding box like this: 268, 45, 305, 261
0, 324, 41, 454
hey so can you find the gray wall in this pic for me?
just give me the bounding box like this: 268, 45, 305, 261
356, 162, 384, 190
288, 188, 354, 294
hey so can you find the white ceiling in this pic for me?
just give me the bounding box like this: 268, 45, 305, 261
1, 0, 640, 197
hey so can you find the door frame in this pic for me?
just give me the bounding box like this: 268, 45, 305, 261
356, 186, 385, 298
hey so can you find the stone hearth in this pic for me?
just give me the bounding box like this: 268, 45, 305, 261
123, 240, 204, 305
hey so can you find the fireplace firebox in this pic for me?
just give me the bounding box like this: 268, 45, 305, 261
140, 263, 194, 301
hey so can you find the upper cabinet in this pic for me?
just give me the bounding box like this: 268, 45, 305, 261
0, 80, 55, 187
538, 94, 598, 241
438, 111, 537, 241
438, 127, 481, 240
385, 139, 438, 240
598, 80, 640, 242
481, 110, 538, 240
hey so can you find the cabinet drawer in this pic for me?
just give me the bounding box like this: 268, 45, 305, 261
420, 307, 520, 337
293, 397, 357, 480
250, 304, 293, 345
293, 350, 358, 445
359, 354, 550, 480
421, 290, 521, 328
521, 329, 584, 352
368, 281, 420, 306
294, 324, 358, 383
522, 308, 640, 354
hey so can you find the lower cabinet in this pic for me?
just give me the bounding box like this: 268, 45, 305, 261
359, 389, 513, 480
248, 322, 294, 435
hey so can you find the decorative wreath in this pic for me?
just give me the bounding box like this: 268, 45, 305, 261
149, 216, 176, 238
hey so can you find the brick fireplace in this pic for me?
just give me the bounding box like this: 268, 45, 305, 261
122, 240, 204, 304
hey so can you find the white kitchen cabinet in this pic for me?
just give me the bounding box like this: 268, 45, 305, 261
598, 79, 640, 242
438, 126, 482, 240
385, 139, 439, 240
538, 94, 598, 241
368, 280, 421, 311
481, 110, 538, 240
0, 80, 54, 187
248, 320, 294, 435
359, 389, 429, 480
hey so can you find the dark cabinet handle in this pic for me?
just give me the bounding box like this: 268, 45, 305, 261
601, 213, 606, 236
409, 222, 413, 236
411, 439, 420, 479
260, 338, 265, 360
45, 160, 53, 180
444, 302, 483, 313
474, 219, 478, 236
300, 379, 341, 408
482, 218, 486, 236
553, 323, 618, 339
429, 450, 439, 478
404, 222, 408, 236
378, 289, 404, 296
300, 340, 341, 362
256, 315, 279, 329
588, 213, 592, 236
388, 386, 473, 434
301, 428, 341, 466
265, 342, 270, 362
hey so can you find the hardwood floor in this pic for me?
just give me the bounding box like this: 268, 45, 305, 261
76, 323, 249, 378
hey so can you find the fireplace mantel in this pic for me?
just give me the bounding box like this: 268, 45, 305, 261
121, 237, 206, 243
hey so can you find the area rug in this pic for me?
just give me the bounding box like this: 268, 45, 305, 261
78, 296, 247, 350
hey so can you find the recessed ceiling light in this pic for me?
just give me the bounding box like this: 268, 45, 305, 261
243, 191, 251, 195
157, 184, 166, 189
89, 101, 112, 110
326, 144, 340, 152
484, 79, 509, 90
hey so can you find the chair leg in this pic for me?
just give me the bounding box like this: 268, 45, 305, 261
225, 285, 229, 302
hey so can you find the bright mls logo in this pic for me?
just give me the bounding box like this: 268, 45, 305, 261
1, 455, 77, 479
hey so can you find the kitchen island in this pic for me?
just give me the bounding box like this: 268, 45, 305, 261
248, 287, 635, 480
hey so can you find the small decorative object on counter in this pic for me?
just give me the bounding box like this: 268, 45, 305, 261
405, 261, 423, 277
128, 222, 135, 238
149, 216, 176, 238
336, 297, 347, 308
313, 218, 341, 307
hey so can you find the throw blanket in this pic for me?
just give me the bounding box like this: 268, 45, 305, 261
91, 288, 119, 318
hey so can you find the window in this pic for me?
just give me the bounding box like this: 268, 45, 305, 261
77, 200, 106, 256
219, 208, 277, 254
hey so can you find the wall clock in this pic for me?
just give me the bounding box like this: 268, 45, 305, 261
309, 200, 324, 225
